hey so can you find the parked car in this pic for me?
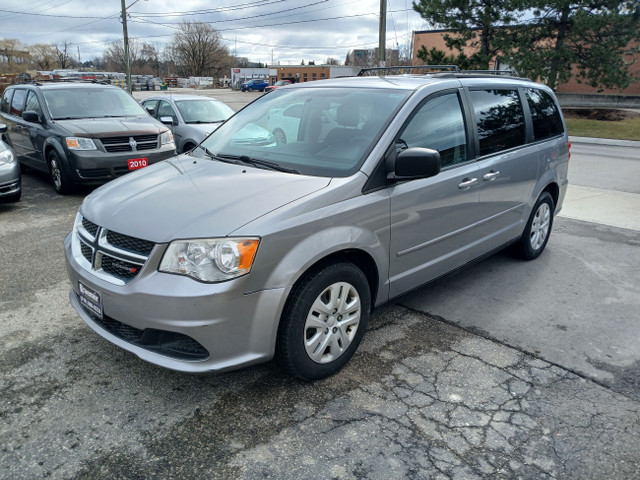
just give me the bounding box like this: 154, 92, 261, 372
141, 95, 235, 153
0, 82, 175, 194
240, 79, 269, 92
65, 71, 569, 380
264, 79, 293, 94
0, 124, 21, 202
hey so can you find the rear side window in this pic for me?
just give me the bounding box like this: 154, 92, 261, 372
398, 92, 468, 167
10, 89, 28, 117
1, 89, 13, 114
526, 89, 564, 140
470, 89, 525, 156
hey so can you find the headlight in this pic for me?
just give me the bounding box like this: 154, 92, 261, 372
160, 130, 174, 145
0, 148, 16, 165
159, 237, 260, 282
66, 137, 97, 150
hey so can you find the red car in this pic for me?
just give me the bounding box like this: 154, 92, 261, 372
264, 79, 293, 93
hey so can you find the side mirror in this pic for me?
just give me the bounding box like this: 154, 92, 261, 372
22, 111, 41, 123
160, 116, 175, 126
389, 147, 441, 181
0, 124, 6, 134
145, 106, 156, 116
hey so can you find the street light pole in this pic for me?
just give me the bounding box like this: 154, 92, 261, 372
120, 0, 132, 93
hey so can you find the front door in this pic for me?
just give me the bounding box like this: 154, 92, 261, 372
389, 90, 480, 298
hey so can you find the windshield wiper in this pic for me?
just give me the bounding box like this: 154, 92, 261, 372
215, 154, 299, 174
186, 120, 224, 124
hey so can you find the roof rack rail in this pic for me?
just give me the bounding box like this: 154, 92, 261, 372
357, 65, 461, 76
458, 69, 519, 76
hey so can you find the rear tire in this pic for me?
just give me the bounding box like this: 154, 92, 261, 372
514, 191, 554, 260
48, 150, 73, 195
277, 262, 371, 380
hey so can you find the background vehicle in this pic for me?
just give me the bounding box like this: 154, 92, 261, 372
264, 79, 293, 94
0, 124, 21, 202
0, 82, 175, 194
65, 71, 569, 380
142, 95, 234, 153
240, 79, 269, 92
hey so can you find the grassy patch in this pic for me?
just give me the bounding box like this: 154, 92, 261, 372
563, 109, 640, 141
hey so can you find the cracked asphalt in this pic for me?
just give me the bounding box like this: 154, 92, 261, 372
2, 112, 640, 479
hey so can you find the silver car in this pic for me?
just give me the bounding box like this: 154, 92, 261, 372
0, 124, 21, 202
65, 73, 569, 380
141, 95, 234, 153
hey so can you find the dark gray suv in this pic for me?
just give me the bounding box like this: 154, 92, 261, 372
0, 82, 176, 194
65, 71, 569, 380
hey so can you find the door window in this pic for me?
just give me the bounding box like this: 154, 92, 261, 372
470, 89, 525, 156
25, 91, 43, 117
142, 100, 159, 117
397, 92, 468, 167
10, 89, 27, 117
525, 89, 564, 140
1, 89, 13, 114
157, 101, 177, 123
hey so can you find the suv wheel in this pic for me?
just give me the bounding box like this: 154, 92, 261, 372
277, 262, 370, 380
48, 150, 73, 195
515, 191, 554, 260
247, 87, 254, 92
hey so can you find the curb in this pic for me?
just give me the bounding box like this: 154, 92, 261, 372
569, 136, 640, 148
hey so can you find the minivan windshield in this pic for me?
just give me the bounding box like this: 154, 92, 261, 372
198, 87, 410, 177
43, 87, 148, 120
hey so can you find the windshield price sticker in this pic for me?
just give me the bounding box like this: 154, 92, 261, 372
128, 158, 148, 170
78, 282, 103, 319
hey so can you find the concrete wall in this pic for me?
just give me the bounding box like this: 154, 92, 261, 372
557, 93, 640, 109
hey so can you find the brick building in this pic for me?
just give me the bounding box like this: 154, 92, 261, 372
412, 29, 640, 95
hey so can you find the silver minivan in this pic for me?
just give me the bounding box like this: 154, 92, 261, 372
64, 72, 569, 380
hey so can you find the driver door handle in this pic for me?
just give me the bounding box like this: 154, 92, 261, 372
483, 170, 500, 181
458, 177, 478, 189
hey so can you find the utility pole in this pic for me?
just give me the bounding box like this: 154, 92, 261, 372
121, 0, 132, 93
378, 0, 386, 67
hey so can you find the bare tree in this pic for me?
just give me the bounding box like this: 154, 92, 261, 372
53, 41, 75, 69
104, 39, 140, 73
29, 43, 58, 70
169, 21, 232, 77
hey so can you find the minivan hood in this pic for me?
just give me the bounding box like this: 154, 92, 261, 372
55, 116, 164, 137
81, 155, 331, 243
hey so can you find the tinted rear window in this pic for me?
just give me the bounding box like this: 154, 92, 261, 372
526, 89, 564, 140
1, 89, 13, 114
10, 89, 27, 117
470, 89, 526, 156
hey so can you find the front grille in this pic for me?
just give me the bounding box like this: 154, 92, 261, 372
78, 168, 111, 179
82, 218, 99, 236
100, 134, 158, 153
80, 242, 93, 263
75, 214, 155, 284
101, 256, 141, 279
107, 230, 155, 256
0, 180, 19, 193
84, 307, 209, 360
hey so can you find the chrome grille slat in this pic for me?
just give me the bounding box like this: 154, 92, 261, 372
76, 215, 155, 284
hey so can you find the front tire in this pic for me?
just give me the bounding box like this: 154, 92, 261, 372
277, 262, 371, 380
514, 191, 554, 260
247, 87, 254, 92
48, 150, 73, 195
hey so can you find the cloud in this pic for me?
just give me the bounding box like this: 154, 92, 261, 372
0, 0, 427, 64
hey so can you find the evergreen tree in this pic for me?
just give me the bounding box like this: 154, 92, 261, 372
501, 0, 640, 90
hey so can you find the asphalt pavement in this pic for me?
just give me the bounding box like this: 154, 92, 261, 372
1, 92, 639, 479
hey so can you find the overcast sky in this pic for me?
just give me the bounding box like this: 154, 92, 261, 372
0, 0, 431, 66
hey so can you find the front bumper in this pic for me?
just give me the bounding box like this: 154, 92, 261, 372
0, 160, 21, 199
67, 144, 176, 185
64, 232, 288, 373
